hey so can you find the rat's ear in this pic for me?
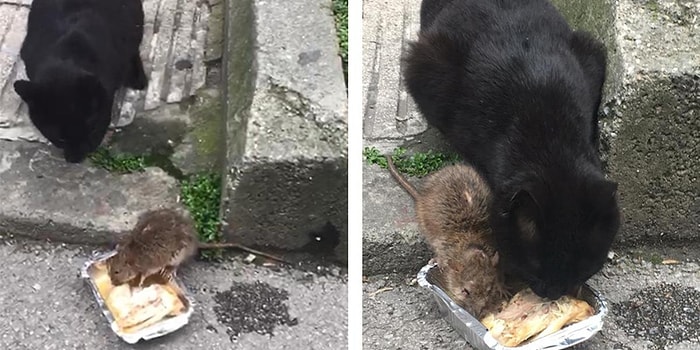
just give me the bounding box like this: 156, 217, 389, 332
463, 280, 477, 295
462, 190, 473, 206
110, 238, 122, 251
509, 189, 541, 243
464, 246, 488, 260
116, 232, 134, 249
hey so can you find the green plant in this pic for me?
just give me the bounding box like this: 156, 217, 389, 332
180, 173, 222, 242
90, 147, 223, 258
180, 173, 223, 260
363, 146, 460, 177
332, 0, 348, 84
362, 146, 388, 167
88, 148, 146, 173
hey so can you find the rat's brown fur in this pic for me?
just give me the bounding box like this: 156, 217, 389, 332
106, 208, 288, 286
387, 156, 509, 318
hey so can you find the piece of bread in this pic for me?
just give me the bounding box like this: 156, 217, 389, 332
481, 288, 594, 347
107, 284, 178, 333
89, 261, 186, 333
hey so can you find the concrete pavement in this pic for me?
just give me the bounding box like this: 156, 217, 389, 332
363, 246, 700, 350
0, 236, 347, 349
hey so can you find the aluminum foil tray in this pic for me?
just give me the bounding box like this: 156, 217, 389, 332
80, 250, 194, 344
417, 261, 607, 350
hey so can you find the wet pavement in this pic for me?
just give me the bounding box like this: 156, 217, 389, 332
0, 236, 347, 349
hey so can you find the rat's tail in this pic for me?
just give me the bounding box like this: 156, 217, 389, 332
386, 155, 419, 200
199, 242, 290, 264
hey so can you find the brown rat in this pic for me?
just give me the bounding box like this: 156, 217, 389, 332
106, 208, 289, 286
387, 155, 508, 318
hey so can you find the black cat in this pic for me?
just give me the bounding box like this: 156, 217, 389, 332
404, 0, 621, 299
14, 0, 147, 163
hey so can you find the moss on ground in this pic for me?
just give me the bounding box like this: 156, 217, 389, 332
332, 0, 348, 84
180, 173, 223, 259
190, 94, 224, 168
88, 147, 222, 254
363, 146, 460, 177
89, 148, 146, 173
179, 173, 222, 243
630, 250, 665, 265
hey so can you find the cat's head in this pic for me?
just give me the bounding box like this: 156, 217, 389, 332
493, 174, 620, 299
14, 71, 111, 163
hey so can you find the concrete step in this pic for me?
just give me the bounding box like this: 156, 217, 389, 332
0, 0, 348, 263
0, 0, 220, 245
363, 247, 700, 350
362, 162, 431, 276
0, 140, 180, 245
362, 0, 699, 275
220, 0, 348, 263
0, 238, 347, 349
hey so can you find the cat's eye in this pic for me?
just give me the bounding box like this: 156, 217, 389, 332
463, 288, 471, 296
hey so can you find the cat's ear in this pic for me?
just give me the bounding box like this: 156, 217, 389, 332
569, 30, 607, 77
402, 31, 464, 130
509, 189, 541, 242
588, 179, 619, 210
599, 180, 618, 199
14, 80, 41, 103
569, 30, 607, 108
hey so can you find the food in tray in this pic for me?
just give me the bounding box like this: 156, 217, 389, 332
90, 261, 186, 333
481, 288, 594, 347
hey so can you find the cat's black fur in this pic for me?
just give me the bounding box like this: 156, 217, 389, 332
404, 0, 621, 299
14, 0, 147, 163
